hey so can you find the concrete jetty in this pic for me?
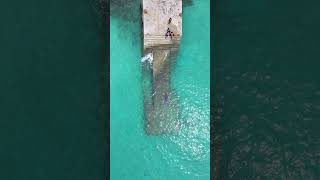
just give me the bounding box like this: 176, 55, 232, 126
141, 0, 182, 135
142, 0, 182, 51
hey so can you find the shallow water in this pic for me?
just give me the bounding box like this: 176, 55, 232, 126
110, 0, 210, 179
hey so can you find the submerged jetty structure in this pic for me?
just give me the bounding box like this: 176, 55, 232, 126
141, 0, 182, 135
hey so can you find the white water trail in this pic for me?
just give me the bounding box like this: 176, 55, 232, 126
141, 53, 153, 65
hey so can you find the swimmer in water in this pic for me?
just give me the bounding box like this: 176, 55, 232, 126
163, 92, 169, 104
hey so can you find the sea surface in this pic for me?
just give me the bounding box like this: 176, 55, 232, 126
3, 0, 318, 179
214, 0, 320, 179
110, 0, 210, 179
0, 0, 106, 179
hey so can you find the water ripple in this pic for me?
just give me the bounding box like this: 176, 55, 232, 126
214, 64, 320, 179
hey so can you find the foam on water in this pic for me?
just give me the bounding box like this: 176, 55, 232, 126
141, 53, 153, 65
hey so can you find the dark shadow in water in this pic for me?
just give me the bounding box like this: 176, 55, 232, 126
110, 0, 193, 22
110, 0, 141, 22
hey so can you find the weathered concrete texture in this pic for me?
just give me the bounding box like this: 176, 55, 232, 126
144, 50, 180, 135
152, 50, 170, 77
142, 0, 182, 135
142, 0, 182, 50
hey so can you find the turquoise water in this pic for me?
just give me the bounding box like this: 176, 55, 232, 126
110, 1, 210, 179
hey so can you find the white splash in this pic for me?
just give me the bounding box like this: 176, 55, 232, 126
141, 53, 153, 65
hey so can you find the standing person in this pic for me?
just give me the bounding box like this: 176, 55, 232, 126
165, 28, 171, 39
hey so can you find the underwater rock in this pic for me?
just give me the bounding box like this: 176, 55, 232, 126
110, 0, 141, 22
183, 0, 193, 6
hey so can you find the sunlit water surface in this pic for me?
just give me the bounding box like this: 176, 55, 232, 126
110, 0, 210, 179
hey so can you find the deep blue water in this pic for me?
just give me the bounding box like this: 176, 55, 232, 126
0, 0, 105, 179
214, 0, 320, 179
